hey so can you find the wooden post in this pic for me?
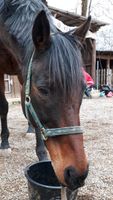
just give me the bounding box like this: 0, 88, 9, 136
91, 39, 96, 82
81, 0, 88, 16
106, 58, 111, 87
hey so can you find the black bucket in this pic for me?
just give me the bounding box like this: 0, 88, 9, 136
24, 160, 78, 200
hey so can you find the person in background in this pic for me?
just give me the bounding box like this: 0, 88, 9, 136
82, 67, 95, 97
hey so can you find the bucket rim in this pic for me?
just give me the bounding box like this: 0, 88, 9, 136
24, 160, 62, 190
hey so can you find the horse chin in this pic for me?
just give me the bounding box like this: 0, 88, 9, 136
52, 168, 85, 191
64, 165, 88, 190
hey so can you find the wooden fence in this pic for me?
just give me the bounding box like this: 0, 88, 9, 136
95, 68, 113, 88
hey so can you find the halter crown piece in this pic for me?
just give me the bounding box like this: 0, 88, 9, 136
25, 51, 83, 140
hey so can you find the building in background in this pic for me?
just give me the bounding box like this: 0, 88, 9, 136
5, 75, 21, 98
48, 0, 113, 88
96, 23, 113, 88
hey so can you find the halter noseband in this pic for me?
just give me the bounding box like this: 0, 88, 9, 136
25, 51, 83, 140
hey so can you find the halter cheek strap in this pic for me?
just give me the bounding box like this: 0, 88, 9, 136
25, 51, 83, 140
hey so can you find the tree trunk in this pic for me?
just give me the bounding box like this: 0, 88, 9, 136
81, 0, 88, 16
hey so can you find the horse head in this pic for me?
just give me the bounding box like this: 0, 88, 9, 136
22, 10, 91, 190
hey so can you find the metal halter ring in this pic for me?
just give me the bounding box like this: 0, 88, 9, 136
25, 95, 31, 104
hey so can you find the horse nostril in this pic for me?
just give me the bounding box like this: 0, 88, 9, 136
65, 166, 76, 179
64, 166, 89, 190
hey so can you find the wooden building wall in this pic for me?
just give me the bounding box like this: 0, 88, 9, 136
96, 53, 113, 88
5, 75, 21, 98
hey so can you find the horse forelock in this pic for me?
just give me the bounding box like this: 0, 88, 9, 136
47, 33, 84, 98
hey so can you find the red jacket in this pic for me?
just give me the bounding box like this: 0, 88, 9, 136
82, 68, 94, 86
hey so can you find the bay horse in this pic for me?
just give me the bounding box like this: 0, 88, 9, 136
0, 26, 34, 153
0, 0, 91, 190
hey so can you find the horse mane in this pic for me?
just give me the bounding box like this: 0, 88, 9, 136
0, 0, 57, 61
0, 22, 21, 58
0, 0, 84, 97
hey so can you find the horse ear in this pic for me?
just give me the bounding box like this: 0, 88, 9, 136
32, 10, 50, 50
74, 16, 91, 42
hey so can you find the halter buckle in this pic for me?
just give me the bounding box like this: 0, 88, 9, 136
40, 128, 48, 141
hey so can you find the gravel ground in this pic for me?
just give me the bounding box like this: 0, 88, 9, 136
0, 97, 113, 200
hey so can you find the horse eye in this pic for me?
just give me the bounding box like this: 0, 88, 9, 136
38, 87, 49, 96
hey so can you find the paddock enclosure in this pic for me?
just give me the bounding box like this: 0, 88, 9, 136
0, 98, 113, 200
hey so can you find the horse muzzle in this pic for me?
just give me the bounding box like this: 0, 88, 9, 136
64, 165, 89, 190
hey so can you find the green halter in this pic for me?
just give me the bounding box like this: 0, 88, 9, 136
25, 51, 83, 140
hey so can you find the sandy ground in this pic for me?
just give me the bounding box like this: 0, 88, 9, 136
0, 97, 113, 200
